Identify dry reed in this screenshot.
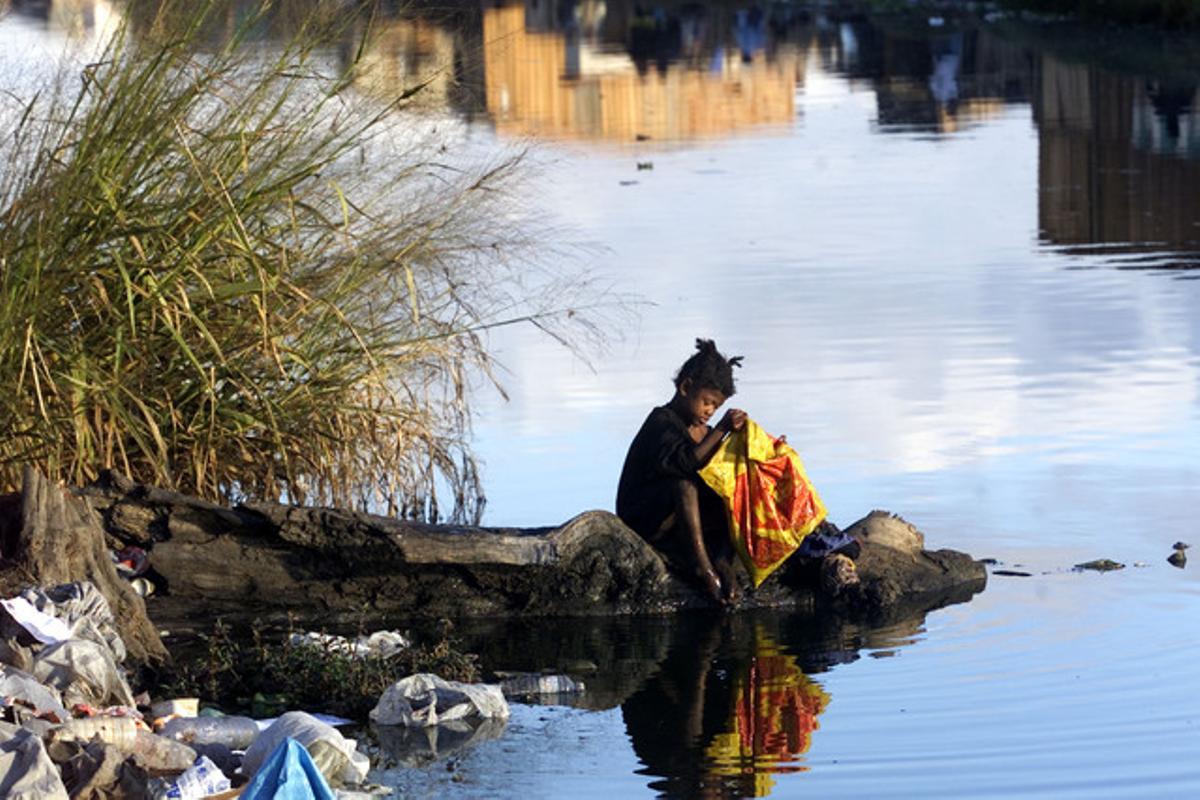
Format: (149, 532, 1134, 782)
(0, 0, 605, 521)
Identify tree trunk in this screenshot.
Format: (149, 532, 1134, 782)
(0, 467, 167, 664)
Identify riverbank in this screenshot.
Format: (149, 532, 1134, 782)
(65, 469, 987, 630)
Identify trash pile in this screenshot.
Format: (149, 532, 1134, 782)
(0, 580, 518, 799)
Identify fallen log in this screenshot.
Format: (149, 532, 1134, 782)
(73, 471, 987, 631)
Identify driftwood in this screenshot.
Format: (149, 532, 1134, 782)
(0, 468, 167, 664)
(71, 471, 987, 632)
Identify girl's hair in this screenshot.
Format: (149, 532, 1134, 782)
(674, 338, 743, 397)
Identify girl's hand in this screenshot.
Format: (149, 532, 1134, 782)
(719, 408, 747, 432)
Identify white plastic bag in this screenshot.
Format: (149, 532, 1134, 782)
(369, 674, 509, 728)
(241, 711, 366, 786)
(0, 727, 69, 800)
(150, 755, 231, 799)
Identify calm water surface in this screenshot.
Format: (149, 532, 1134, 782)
(4, 1, 1200, 796)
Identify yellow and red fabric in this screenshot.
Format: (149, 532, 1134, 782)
(703, 629, 830, 796)
(698, 418, 827, 587)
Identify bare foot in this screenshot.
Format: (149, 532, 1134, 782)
(715, 560, 739, 604)
(696, 567, 725, 605)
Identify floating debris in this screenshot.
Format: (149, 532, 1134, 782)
(992, 570, 1032, 577)
(1074, 559, 1125, 572)
(636, 162, 654, 171)
(498, 673, 585, 697)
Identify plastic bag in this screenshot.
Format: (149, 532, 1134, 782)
(31, 638, 135, 708)
(0, 597, 72, 645)
(288, 630, 409, 659)
(0, 726, 69, 799)
(240, 738, 335, 800)
(16, 582, 127, 664)
(369, 674, 509, 728)
(699, 418, 827, 587)
(0, 665, 69, 722)
(241, 711, 366, 786)
(149, 755, 230, 799)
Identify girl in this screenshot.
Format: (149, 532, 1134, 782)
(616, 339, 746, 605)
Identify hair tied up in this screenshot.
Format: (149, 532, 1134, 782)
(675, 337, 743, 396)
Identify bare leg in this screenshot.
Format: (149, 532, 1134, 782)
(671, 479, 724, 605)
(697, 488, 740, 603)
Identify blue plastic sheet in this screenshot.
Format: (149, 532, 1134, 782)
(238, 738, 335, 800)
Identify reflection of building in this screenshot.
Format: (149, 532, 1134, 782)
(12, 0, 120, 42)
(1035, 54, 1200, 265)
(354, 17, 459, 108)
(482, 3, 805, 143)
(827, 20, 1030, 134)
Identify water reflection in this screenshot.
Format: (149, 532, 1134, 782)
(623, 616, 829, 798)
(5, 2, 1198, 266)
(459, 609, 927, 797)
(372, 716, 508, 768)
(482, 2, 807, 142)
(1035, 54, 1200, 269)
(825, 19, 1031, 134)
(8, 0, 117, 37)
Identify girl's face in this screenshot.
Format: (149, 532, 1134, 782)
(679, 381, 727, 426)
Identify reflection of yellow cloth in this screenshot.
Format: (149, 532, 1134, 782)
(704, 631, 830, 797)
(699, 419, 827, 587)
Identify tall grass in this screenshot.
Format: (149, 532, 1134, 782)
(0, 0, 602, 521)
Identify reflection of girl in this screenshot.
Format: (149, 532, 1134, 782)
(621, 616, 829, 799)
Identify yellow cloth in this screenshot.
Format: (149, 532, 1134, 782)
(699, 418, 827, 587)
(703, 628, 831, 796)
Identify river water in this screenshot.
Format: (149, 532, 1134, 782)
(4, 1, 1200, 796)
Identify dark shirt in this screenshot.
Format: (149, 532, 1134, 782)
(616, 404, 700, 538)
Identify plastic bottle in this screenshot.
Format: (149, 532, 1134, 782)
(159, 715, 261, 750)
(132, 730, 197, 772)
(52, 716, 139, 749)
(499, 673, 585, 696)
